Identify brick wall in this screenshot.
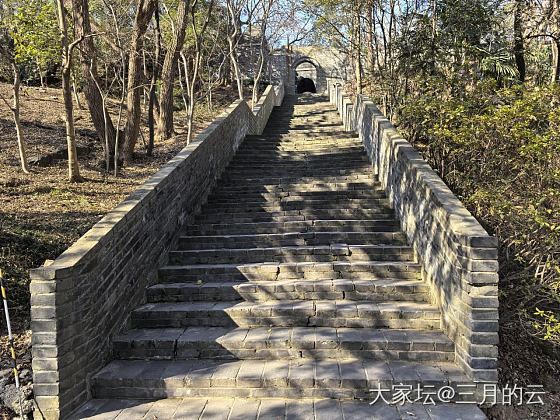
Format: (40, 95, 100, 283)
(29, 84, 284, 420)
(329, 84, 499, 384)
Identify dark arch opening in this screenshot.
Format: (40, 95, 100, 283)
(297, 77, 316, 93)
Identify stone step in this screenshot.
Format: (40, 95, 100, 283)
(215, 181, 380, 193)
(169, 244, 414, 264)
(242, 135, 359, 142)
(233, 146, 366, 156)
(70, 397, 488, 420)
(195, 212, 396, 224)
(177, 232, 407, 250)
(158, 261, 421, 283)
(113, 327, 454, 361)
(237, 143, 362, 150)
(131, 300, 440, 329)
(235, 146, 364, 153)
(222, 170, 373, 180)
(231, 150, 367, 160)
(197, 209, 395, 223)
(186, 220, 400, 235)
(201, 200, 392, 213)
(91, 359, 468, 400)
(220, 174, 374, 184)
(206, 190, 387, 202)
(147, 278, 429, 303)
(226, 162, 370, 171)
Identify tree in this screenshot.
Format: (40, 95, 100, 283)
(147, 5, 162, 156)
(73, 0, 117, 162)
(0, 2, 34, 174)
(156, 0, 190, 141)
(55, 0, 82, 182)
(226, 0, 247, 100)
(0, 53, 30, 174)
(513, 0, 526, 81)
(182, 0, 215, 143)
(122, 0, 158, 164)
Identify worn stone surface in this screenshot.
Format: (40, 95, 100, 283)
(69, 398, 487, 419)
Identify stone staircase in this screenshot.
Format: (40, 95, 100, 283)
(84, 94, 484, 418)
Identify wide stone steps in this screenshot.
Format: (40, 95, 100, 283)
(196, 208, 395, 221)
(233, 146, 366, 156)
(146, 278, 429, 303)
(206, 191, 388, 203)
(91, 359, 467, 400)
(113, 327, 454, 361)
(231, 149, 367, 159)
(71, 397, 487, 420)
(186, 220, 400, 235)
(201, 201, 392, 214)
(169, 244, 414, 264)
(226, 162, 370, 171)
(130, 300, 440, 329)
(84, 95, 478, 417)
(222, 170, 373, 181)
(195, 212, 396, 225)
(157, 262, 421, 284)
(177, 232, 407, 250)
(214, 180, 380, 193)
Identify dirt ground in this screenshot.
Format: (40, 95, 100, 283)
(0, 82, 250, 418)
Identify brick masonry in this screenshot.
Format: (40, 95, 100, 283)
(328, 82, 499, 384)
(28, 83, 284, 420)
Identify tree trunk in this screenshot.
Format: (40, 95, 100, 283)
(56, 0, 82, 182)
(122, 0, 158, 164)
(252, 0, 270, 110)
(226, 0, 244, 100)
(553, 38, 560, 83)
(156, 0, 189, 142)
(148, 4, 162, 156)
(72, 0, 116, 157)
(513, 0, 525, 82)
(8, 63, 30, 174)
(354, 11, 363, 94)
(366, 1, 375, 75)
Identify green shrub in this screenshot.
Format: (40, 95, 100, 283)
(399, 79, 560, 346)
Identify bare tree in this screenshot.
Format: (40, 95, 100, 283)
(122, 0, 158, 164)
(251, 0, 276, 109)
(226, 0, 248, 99)
(156, 0, 190, 141)
(55, 0, 82, 182)
(183, 0, 215, 143)
(0, 56, 30, 174)
(147, 4, 162, 156)
(73, 0, 117, 159)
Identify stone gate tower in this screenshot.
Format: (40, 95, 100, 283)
(269, 46, 349, 94)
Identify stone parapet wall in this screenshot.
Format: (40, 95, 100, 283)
(29, 83, 284, 420)
(329, 83, 499, 384)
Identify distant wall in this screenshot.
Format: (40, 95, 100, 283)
(29, 83, 284, 420)
(329, 82, 499, 384)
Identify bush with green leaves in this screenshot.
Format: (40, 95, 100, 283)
(399, 78, 560, 346)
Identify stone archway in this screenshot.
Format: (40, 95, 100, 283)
(293, 57, 321, 94)
(269, 46, 349, 95)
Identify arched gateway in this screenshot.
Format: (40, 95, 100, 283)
(270, 46, 349, 94)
